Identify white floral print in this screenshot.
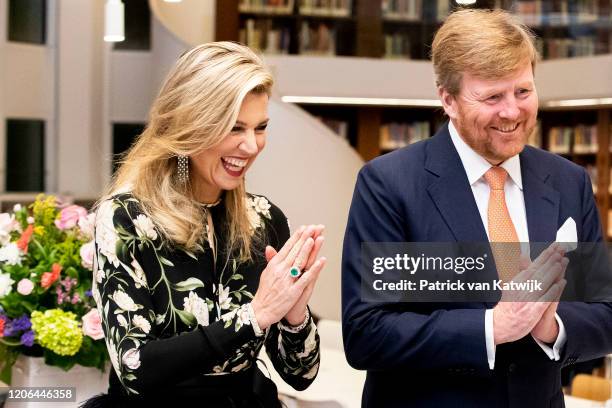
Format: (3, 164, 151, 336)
(93, 193, 319, 394)
(117, 314, 128, 328)
(122, 348, 141, 370)
(133, 214, 158, 241)
(128, 258, 148, 289)
(132, 315, 151, 334)
(111, 290, 139, 312)
(95, 201, 120, 267)
(183, 291, 209, 327)
(246, 206, 261, 230)
(251, 196, 271, 218)
(218, 284, 231, 310)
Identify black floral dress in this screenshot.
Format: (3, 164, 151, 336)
(90, 192, 320, 406)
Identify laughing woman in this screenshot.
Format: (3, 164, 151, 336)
(85, 42, 325, 407)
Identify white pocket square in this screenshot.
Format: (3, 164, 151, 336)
(555, 217, 577, 252)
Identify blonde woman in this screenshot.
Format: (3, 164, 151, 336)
(85, 42, 325, 407)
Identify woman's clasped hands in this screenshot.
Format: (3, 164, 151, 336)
(251, 225, 326, 329)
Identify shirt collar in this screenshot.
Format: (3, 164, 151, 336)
(448, 120, 523, 190)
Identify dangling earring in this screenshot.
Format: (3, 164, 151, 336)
(177, 155, 188, 184)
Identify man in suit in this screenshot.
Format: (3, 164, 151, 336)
(342, 9, 612, 407)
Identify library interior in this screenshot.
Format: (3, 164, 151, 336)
(0, 0, 611, 407)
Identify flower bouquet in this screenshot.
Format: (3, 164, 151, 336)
(0, 195, 108, 383)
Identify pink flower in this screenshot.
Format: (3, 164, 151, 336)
(82, 309, 104, 340)
(80, 241, 95, 270)
(16, 279, 34, 295)
(54, 205, 87, 230)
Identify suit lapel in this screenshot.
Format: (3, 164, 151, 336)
(425, 125, 489, 242)
(520, 148, 560, 244)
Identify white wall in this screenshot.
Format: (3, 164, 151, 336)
(149, 0, 215, 48)
(264, 54, 612, 103)
(0, 0, 55, 192)
(55, 0, 106, 197)
(247, 100, 364, 320)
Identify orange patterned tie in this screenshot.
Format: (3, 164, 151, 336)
(484, 167, 521, 282)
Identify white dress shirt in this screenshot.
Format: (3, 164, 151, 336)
(448, 120, 567, 370)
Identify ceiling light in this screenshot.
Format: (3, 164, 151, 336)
(104, 0, 124, 42)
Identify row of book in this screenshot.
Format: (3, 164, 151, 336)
(239, 0, 352, 16)
(515, 0, 610, 27)
(300, 0, 352, 17)
(548, 124, 599, 154)
(536, 36, 605, 59)
(240, 19, 337, 55)
(383, 33, 606, 60)
(379, 121, 431, 150)
(315, 117, 349, 140)
(300, 22, 336, 55)
(381, 0, 450, 22)
(240, 19, 291, 54)
(380, 0, 609, 25)
(240, 0, 611, 24)
(239, 0, 294, 14)
(384, 34, 411, 59)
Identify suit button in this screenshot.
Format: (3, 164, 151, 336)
(508, 363, 517, 373)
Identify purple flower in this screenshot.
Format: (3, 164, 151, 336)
(85, 290, 92, 297)
(20, 330, 34, 347)
(4, 315, 31, 337)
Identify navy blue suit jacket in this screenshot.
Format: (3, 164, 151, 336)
(341, 123, 612, 407)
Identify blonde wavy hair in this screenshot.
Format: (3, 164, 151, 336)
(103, 41, 273, 261)
(431, 9, 539, 96)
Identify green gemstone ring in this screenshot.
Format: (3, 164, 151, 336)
(290, 266, 301, 278)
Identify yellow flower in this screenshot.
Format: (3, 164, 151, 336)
(31, 309, 83, 356)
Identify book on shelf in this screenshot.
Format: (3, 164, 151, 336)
(239, 0, 295, 14)
(315, 116, 349, 140)
(299, 0, 352, 17)
(379, 121, 430, 150)
(384, 33, 411, 59)
(573, 124, 598, 154)
(382, 0, 422, 22)
(547, 124, 599, 154)
(547, 126, 572, 154)
(300, 21, 336, 55)
(516, 0, 543, 26)
(240, 19, 291, 54)
(512, 0, 601, 27)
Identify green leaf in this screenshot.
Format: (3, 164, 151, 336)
(172, 277, 204, 292)
(183, 250, 198, 260)
(159, 257, 175, 267)
(115, 240, 128, 261)
(230, 274, 244, 281)
(43, 351, 76, 371)
(174, 309, 196, 326)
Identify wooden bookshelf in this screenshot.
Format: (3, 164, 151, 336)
(216, 0, 612, 238)
(218, 1, 611, 60)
